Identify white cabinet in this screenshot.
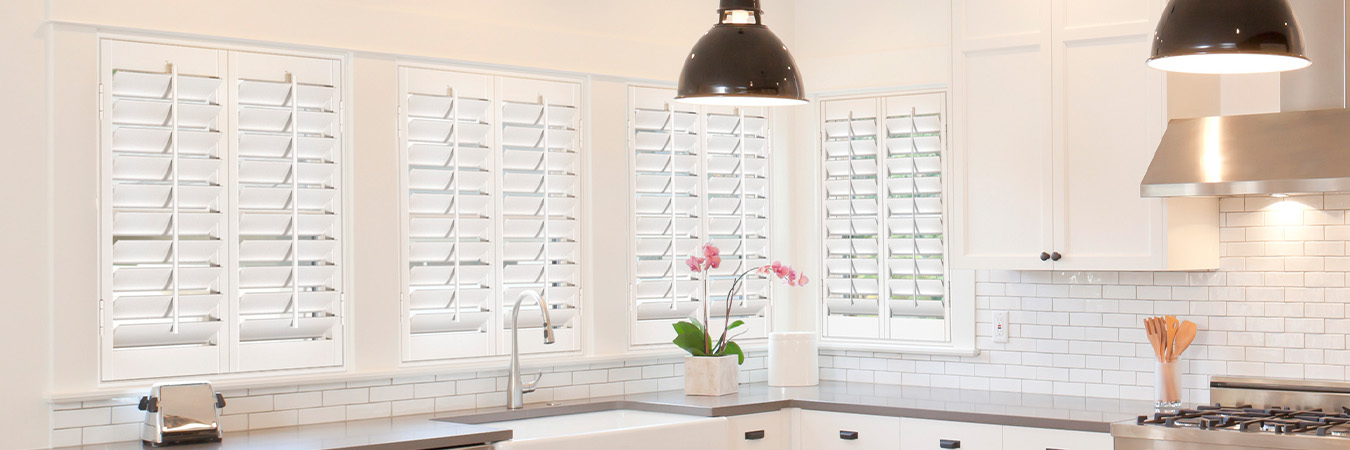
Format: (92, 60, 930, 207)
(1002, 425, 1112, 450)
(796, 410, 900, 449)
(727, 411, 788, 450)
(899, 418, 1003, 450)
(950, 0, 1217, 271)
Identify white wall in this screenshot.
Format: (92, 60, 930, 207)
(0, 2, 53, 449)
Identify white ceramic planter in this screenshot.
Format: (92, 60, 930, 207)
(683, 355, 739, 396)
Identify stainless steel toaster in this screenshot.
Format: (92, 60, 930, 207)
(137, 381, 226, 446)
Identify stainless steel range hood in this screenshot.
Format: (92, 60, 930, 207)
(1140, 108, 1350, 197)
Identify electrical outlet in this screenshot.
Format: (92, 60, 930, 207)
(993, 311, 1010, 343)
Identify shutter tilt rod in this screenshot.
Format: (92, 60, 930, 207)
(169, 63, 182, 334)
(451, 88, 462, 321)
(908, 106, 923, 308)
(540, 95, 552, 324)
(289, 73, 301, 329)
(736, 108, 748, 308)
(667, 102, 678, 312)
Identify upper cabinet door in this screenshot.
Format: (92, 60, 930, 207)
(1050, 0, 1166, 270)
(950, 0, 1056, 270)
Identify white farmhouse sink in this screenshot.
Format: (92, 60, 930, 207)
(486, 409, 729, 450)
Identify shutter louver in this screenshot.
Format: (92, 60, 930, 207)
(628, 86, 773, 346)
(231, 51, 343, 371)
(102, 40, 228, 380)
(821, 92, 948, 342)
(401, 68, 496, 361)
(499, 77, 582, 355)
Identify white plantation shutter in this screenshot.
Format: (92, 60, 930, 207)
(230, 51, 344, 370)
(629, 87, 704, 344)
(100, 39, 346, 380)
(400, 67, 497, 361)
(101, 40, 229, 380)
(883, 94, 947, 341)
(399, 67, 583, 361)
(821, 92, 947, 342)
(628, 86, 772, 346)
(498, 77, 582, 355)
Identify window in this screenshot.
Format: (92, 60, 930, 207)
(628, 86, 772, 347)
(399, 65, 583, 362)
(821, 91, 954, 344)
(100, 39, 345, 380)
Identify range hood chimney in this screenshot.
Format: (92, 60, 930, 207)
(1140, 0, 1348, 197)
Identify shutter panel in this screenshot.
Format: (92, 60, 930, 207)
(101, 40, 229, 380)
(821, 92, 949, 342)
(498, 76, 582, 354)
(884, 93, 948, 341)
(821, 98, 883, 339)
(627, 86, 773, 346)
(629, 87, 704, 345)
(400, 67, 496, 361)
(230, 51, 344, 371)
(702, 106, 771, 341)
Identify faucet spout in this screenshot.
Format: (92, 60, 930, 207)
(508, 290, 555, 409)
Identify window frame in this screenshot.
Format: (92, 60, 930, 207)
(624, 83, 776, 350)
(96, 35, 353, 382)
(815, 88, 977, 356)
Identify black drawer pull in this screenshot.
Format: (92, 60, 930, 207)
(744, 430, 765, 440)
(839, 430, 859, 440)
(1050, 251, 1062, 261)
(940, 439, 961, 449)
(1040, 252, 1051, 261)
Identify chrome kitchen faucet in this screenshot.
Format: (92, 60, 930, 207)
(507, 290, 555, 409)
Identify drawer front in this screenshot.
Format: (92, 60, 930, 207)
(899, 418, 1002, 450)
(1001, 426, 1111, 450)
(728, 411, 786, 450)
(798, 410, 900, 449)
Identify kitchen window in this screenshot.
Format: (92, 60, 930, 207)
(399, 65, 584, 362)
(820, 90, 971, 348)
(627, 85, 773, 347)
(99, 39, 346, 380)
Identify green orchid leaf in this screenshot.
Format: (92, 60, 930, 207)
(724, 341, 745, 365)
(726, 320, 745, 330)
(671, 321, 707, 356)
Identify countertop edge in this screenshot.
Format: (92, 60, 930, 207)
(341, 429, 513, 450)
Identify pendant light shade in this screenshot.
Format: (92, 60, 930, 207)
(676, 0, 806, 106)
(1147, 0, 1309, 74)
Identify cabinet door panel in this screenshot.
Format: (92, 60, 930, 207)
(899, 418, 1002, 450)
(1002, 425, 1111, 450)
(950, 0, 1054, 270)
(797, 410, 899, 449)
(1050, 0, 1166, 270)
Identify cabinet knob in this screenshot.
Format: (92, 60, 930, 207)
(1040, 252, 1051, 261)
(940, 439, 961, 449)
(839, 430, 859, 440)
(744, 430, 765, 440)
(1051, 252, 1062, 261)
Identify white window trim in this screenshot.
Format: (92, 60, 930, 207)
(814, 88, 978, 357)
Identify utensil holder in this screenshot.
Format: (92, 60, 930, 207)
(1155, 360, 1181, 409)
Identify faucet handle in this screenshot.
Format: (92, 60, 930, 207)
(521, 371, 543, 393)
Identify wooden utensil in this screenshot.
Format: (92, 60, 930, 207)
(1164, 315, 1179, 361)
(1144, 318, 1163, 362)
(1171, 321, 1197, 362)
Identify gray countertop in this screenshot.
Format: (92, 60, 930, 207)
(58, 416, 510, 450)
(60, 381, 1154, 449)
(436, 381, 1152, 433)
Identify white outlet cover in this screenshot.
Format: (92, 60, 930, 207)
(993, 311, 1009, 343)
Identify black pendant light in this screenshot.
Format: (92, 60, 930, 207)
(676, 0, 806, 106)
(1147, 0, 1309, 74)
